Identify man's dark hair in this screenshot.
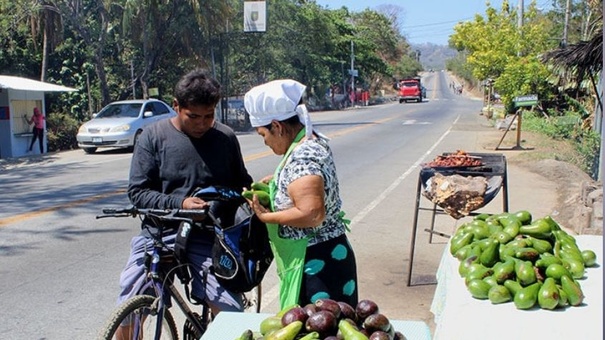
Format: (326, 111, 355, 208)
(174, 69, 221, 108)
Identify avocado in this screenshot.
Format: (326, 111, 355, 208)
(362, 313, 391, 333)
(355, 299, 379, 320)
(305, 310, 338, 337)
(281, 306, 308, 326)
(314, 298, 342, 319)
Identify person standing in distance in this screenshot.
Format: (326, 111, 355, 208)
(114, 69, 253, 338)
(26, 107, 45, 153)
(243, 79, 358, 309)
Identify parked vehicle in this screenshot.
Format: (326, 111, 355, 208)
(398, 77, 423, 103)
(76, 99, 176, 154)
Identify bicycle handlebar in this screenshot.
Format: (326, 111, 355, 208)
(96, 205, 209, 222)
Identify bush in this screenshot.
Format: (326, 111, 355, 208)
(46, 112, 80, 152)
(523, 110, 601, 178)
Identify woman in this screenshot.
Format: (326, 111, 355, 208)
(26, 107, 45, 153)
(244, 79, 358, 309)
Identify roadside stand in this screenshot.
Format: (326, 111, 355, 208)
(406, 151, 603, 340)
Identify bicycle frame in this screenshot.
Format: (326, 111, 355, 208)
(97, 205, 262, 339)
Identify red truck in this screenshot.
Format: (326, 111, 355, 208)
(398, 77, 424, 103)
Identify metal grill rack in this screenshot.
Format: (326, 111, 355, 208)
(407, 152, 509, 286)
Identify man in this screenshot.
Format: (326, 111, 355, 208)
(115, 69, 252, 336)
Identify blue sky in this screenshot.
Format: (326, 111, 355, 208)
(315, 0, 554, 45)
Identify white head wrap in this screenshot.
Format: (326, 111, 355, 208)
(244, 79, 323, 139)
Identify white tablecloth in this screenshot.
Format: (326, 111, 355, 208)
(431, 235, 603, 340)
(200, 311, 432, 340)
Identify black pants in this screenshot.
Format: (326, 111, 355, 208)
(30, 127, 44, 153)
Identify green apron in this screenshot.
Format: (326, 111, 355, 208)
(267, 128, 309, 309)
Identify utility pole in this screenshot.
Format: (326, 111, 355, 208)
(518, 0, 524, 28)
(562, 0, 571, 46)
(350, 40, 355, 104)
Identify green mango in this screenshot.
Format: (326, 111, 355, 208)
(251, 181, 270, 193)
(260, 316, 284, 336)
(557, 285, 569, 308)
(479, 239, 500, 268)
(543, 215, 561, 231)
(537, 277, 559, 310)
(338, 319, 369, 340)
(474, 237, 496, 251)
(519, 219, 553, 240)
(467, 279, 492, 299)
(560, 275, 584, 306)
(488, 284, 512, 304)
(581, 249, 597, 267)
(535, 253, 562, 269)
(561, 258, 585, 279)
(491, 231, 513, 244)
(469, 223, 491, 240)
(493, 258, 516, 284)
(458, 255, 479, 278)
(527, 237, 553, 254)
(454, 244, 474, 261)
(544, 263, 572, 281)
(487, 223, 504, 235)
(465, 263, 494, 283)
(513, 282, 542, 310)
(506, 238, 531, 249)
(473, 213, 492, 221)
(503, 279, 523, 296)
(483, 275, 498, 287)
(513, 210, 533, 225)
(265, 320, 303, 340)
(450, 232, 474, 256)
(242, 189, 271, 207)
(298, 332, 320, 340)
(513, 247, 540, 263)
(514, 259, 537, 286)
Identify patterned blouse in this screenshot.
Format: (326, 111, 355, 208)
(274, 136, 346, 246)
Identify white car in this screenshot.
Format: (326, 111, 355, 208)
(76, 99, 176, 154)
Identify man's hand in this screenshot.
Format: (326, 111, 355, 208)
(182, 196, 209, 210)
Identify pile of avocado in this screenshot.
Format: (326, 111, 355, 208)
(451, 211, 597, 310)
(237, 299, 406, 340)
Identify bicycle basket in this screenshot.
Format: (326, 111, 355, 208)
(211, 203, 273, 293)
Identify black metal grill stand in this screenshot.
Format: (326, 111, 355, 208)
(407, 152, 509, 286)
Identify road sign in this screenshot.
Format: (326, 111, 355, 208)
(514, 94, 538, 107)
(347, 69, 358, 77)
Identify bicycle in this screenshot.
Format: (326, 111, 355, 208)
(96, 206, 262, 340)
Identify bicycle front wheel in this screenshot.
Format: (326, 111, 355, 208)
(97, 295, 178, 340)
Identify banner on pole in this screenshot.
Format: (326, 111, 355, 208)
(244, 1, 266, 32)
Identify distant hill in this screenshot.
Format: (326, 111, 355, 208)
(412, 43, 458, 71)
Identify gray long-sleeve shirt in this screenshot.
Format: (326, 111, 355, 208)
(128, 119, 252, 233)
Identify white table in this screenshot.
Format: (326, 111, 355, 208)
(200, 311, 432, 340)
(431, 235, 603, 340)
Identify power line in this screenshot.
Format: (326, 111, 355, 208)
(401, 17, 474, 29)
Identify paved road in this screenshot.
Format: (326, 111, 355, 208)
(0, 71, 560, 338)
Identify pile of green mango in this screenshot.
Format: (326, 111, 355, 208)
(236, 298, 407, 340)
(450, 210, 597, 310)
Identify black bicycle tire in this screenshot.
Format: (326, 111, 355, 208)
(97, 295, 179, 340)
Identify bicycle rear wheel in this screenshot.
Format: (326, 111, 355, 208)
(97, 295, 178, 340)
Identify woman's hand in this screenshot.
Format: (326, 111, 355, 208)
(245, 193, 271, 223)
